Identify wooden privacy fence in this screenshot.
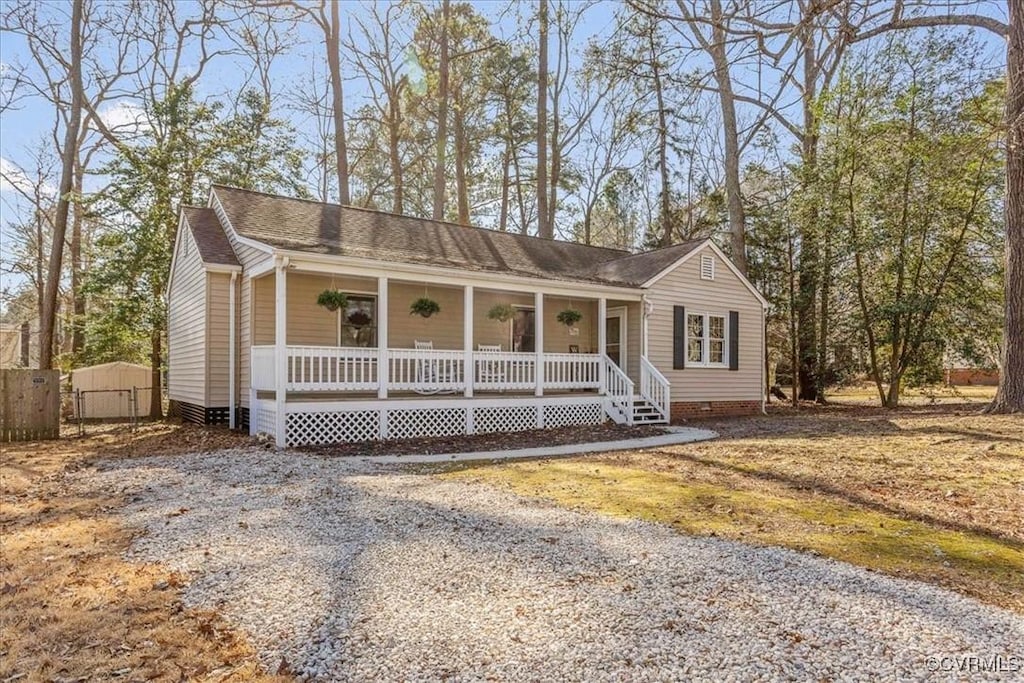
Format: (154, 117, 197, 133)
(1, 369, 60, 442)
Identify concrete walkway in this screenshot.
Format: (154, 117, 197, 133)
(360, 426, 718, 464)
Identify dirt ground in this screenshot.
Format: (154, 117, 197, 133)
(302, 422, 666, 457)
(447, 402, 1024, 612)
(0, 421, 288, 682)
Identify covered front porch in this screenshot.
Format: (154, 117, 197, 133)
(246, 257, 667, 446)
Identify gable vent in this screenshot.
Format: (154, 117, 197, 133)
(700, 253, 715, 280)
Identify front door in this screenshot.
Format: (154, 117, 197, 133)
(606, 307, 626, 368)
(511, 307, 536, 352)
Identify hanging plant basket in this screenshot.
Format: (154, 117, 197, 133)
(317, 289, 349, 312)
(347, 310, 372, 328)
(556, 309, 583, 327)
(487, 303, 516, 323)
(410, 297, 441, 318)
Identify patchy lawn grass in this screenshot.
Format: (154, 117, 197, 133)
(0, 422, 286, 682)
(443, 404, 1024, 612)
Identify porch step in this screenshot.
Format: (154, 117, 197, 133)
(631, 396, 668, 425)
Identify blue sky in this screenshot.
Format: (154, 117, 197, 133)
(0, 0, 1008, 311)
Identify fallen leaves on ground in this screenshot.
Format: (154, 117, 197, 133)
(0, 421, 285, 682)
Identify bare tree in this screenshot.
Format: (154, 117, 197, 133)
(272, 1, 350, 204)
(345, 2, 410, 214)
(537, 0, 550, 237)
(431, 0, 451, 220)
(3, 0, 85, 370)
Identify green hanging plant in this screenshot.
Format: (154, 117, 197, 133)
(487, 303, 516, 323)
(410, 297, 441, 318)
(556, 309, 583, 327)
(317, 289, 348, 312)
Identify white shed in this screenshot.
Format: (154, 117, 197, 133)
(71, 362, 152, 419)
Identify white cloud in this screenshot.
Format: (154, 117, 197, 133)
(0, 157, 55, 198)
(97, 101, 150, 134)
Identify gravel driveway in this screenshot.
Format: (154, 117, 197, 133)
(75, 448, 1023, 682)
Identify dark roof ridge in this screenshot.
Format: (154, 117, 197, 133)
(210, 183, 631, 256)
(603, 237, 708, 262)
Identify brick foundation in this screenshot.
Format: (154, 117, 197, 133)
(670, 400, 762, 421)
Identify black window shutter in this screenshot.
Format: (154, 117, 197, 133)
(673, 306, 685, 369)
(729, 310, 739, 371)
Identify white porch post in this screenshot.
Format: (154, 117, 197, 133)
(642, 294, 650, 357)
(598, 297, 607, 394)
(228, 271, 237, 429)
(535, 291, 544, 397)
(464, 285, 474, 397)
(274, 258, 288, 447)
(248, 277, 256, 436)
(377, 276, 389, 399)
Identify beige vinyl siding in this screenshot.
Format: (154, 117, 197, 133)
(167, 227, 206, 405)
(215, 196, 271, 409)
(205, 272, 233, 406)
(250, 273, 603, 353)
(645, 245, 764, 401)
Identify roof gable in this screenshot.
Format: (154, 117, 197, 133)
(181, 206, 240, 267)
(643, 240, 768, 307)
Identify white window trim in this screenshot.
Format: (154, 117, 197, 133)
(685, 311, 728, 368)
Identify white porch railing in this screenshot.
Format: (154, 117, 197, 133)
(603, 356, 635, 425)
(288, 346, 378, 391)
(640, 355, 671, 422)
(543, 353, 601, 390)
(473, 350, 536, 391)
(388, 348, 466, 393)
(251, 346, 276, 390)
(253, 346, 609, 395)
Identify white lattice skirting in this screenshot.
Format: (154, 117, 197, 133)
(252, 399, 277, 437)
(277, 396, 607, 447)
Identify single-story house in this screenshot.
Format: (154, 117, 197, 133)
(167, 185, 767, 447)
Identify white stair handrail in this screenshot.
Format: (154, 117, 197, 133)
(640, 355, 670, 422)
(602, 355, 634, 425)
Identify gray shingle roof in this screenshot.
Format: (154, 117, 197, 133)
(210, 185, 700, 287)
(591, 240, 706, 286)
(182, 206, 239, 267)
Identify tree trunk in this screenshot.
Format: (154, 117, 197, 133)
(327, 0, 350, 205)
(39, 0, 83, 370)
(988, 1, 1024, 412)
(536, 0, 549, 238)
(71, 160, 85, 355)
(815, 225, 830, 403)
(796, 29, 820, 402)
(432, 0, 450, 221)
(389, 96, 403, 214)
(708, 0, 747, 272)
(651, 24, 672, 248)
(512, 148, 528, 234)
(454, 106, 469, 225)
(499, 144, 510, 232)
(787, 231, 799, 408)
(150, 326, 163, 418)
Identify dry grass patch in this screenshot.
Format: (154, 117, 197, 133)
(0, 422, 288, 682)
(444, 405, 1024, 612)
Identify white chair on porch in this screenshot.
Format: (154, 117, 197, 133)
(413, 340, 456, 394)
(476, 344, 506, 390)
